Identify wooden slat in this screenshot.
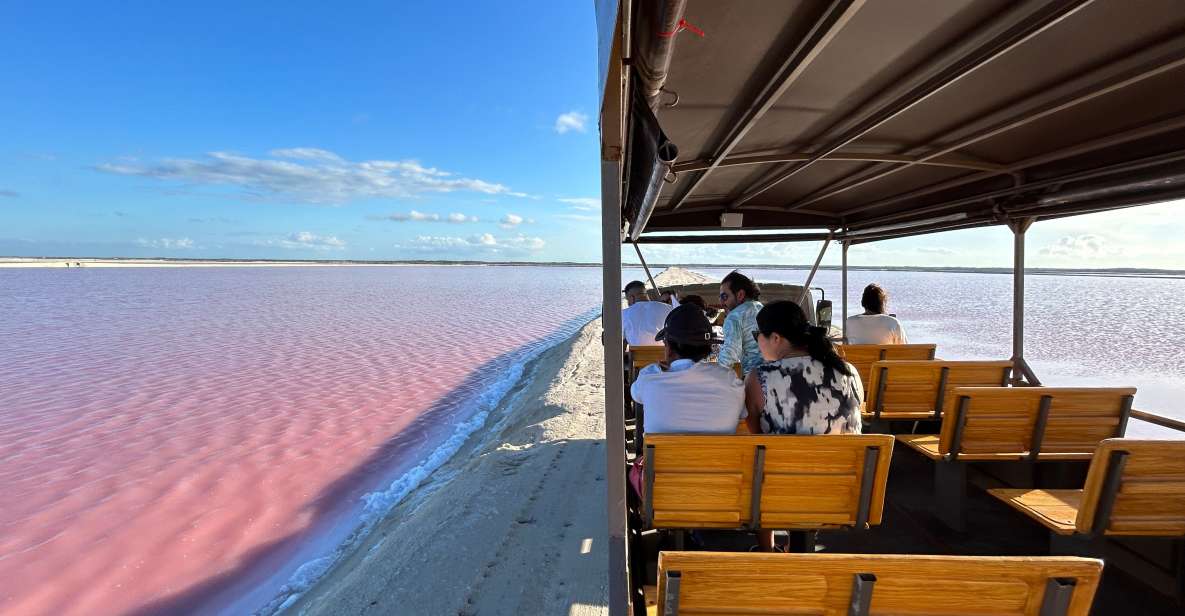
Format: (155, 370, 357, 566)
(988, 489, 1082, 535)
(895, 434, 942, 460)
(837, 343, 937, 393)
(628, 344, 665, 379)
(865, 360, 1012, 421)
(644, 434, 893, 529)
(657, 552, 1103, 616)
(937, 387, 1135, 458)
(990, 439, 1185, 537)
(1076, 439, 1185, 535)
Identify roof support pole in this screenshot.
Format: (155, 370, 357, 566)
(798, 232, 833, 304)
(1008, 217, 1039, 386)
(842, 240, 850, 342)
(631, 241, 661, 296)
(601, 159, 630, 616)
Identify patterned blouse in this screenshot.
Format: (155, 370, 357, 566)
(755, 356, 864, 435)
(718, 300, 764, 376)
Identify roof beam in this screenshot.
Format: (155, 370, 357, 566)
(664, 0, 865, 212)
(671, 150, 1005, 174)
(729, 0, 1095, 210)
(790, 34, 1185, 213)
(635, 232, 833, 244)
(846, 149, 1185, 231)
(839, 113, 1185, 218)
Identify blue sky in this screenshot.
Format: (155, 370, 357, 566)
(1, 2, 1182, 268)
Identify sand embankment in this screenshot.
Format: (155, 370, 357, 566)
(651, 266, 715, 286)
(283, 318, 609, 616)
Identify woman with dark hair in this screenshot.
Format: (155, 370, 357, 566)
(744, 301, 863, 551)
(745, 301, 863, 436)
(845, 283, 909, 344)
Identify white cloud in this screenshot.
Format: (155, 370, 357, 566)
(380, 210, 478, 223)
(136, 237, 195, 249)
(399, 233, 546, 256)
(554, 111, 588, 134)
(1039, 234, 1118, 259)
(499, 213, 525, 229)
(448, 212, 478, 223)
(95, 149, 523, 204)
(559, 197, 599, 210)
(256, 231, 346, 251)
(269, 147, 344, 163)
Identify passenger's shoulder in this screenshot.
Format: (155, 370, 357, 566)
(637, 363, 664, 378)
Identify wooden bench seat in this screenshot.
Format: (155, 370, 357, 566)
(643, 434, 893, 533)
(897, 386, 1135, 530)
(837, 343, 936, 393)
(627, 344, 665, 381)
(989, 439, 1185, 539)
(863, 359, 1013, 422)
(655, 551, 1103, 616)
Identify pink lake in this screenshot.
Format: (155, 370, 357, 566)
(0, 266, 602, 615)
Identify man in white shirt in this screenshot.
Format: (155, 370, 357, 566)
(621, 280, 673, 346)
(630, 304, 745, 434)
(845, 283, 909, 344)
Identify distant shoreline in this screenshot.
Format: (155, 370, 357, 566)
(1, 257, 1182, 279)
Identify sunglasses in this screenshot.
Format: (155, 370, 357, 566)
(719, 292, 729, 301)
(752, 331, 765, 342)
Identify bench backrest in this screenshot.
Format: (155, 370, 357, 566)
(643, 434, 893, 530)
(628, 344, 665, 377)
(656, 552, 1103, 616)
(838, 343, 937, 391)
(1076, 439, 1185, 536)
(938, 387, 1136, 460)
(865, 360, 1013, 421)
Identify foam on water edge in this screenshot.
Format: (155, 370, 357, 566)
(254, 310, 599, 615)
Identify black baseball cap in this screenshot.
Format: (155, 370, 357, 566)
(655, 304, 716, 346)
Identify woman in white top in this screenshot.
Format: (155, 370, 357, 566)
(845, 283, 908, 344)
(744, 300, 863, 551)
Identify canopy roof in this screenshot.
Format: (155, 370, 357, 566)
(606, 0, 1185, 244)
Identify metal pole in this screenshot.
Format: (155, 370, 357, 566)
(601, 159, 630, 616)
(632, 240, 661, 296)
(1010, 218, 1035, 385)
(842, 240, 849, 342)
(797, 232, 833, 304)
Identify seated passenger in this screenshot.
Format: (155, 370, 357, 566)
(744, 301, 863, 552)
(622, 280, 673, 346)
(629, 304, 745, 499)
(718, 270, 764, 376)
(745, 300, 863, 437)
(631, 304, 745, 435)
(845, 283, 908, 344)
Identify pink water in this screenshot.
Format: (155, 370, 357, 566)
(0, 266, 601, 616)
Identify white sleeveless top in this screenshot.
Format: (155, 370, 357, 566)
(755, 356, 864, 435)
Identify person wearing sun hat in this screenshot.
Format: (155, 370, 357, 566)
(629, 304, 745, 435)
(627, 304, 746, 498)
